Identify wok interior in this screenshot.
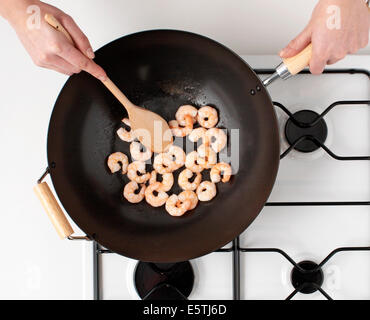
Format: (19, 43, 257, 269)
(48, 30, 279, 262)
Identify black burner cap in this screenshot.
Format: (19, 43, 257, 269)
(291, 260, 324, 294)
(285, 110, 328, 153)
(134, 262, 194, 300)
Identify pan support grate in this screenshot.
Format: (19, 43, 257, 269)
(91, 69, 370, 300)
(274, 99, 370, 160)
(92, 235, 370, 300)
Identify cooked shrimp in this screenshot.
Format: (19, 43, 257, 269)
(206, 128, 227, 153)
(165, 194, 191, 217)
(166, 145, 186, 170)
(197, 106, 218, 128)
(123, 181, 146, 203)
(178, 168, 202, 191)
(178, 190, 198, 210)
(130, 141, 152, 162)
(153, 153, 177, 174)
(149, 171, 174, 192)
(197, 144, 217, 169)
(196, 181, 217, 201)
(107, 152, 129, 174)
(175, 105, 198, 126)
(117, 118, 135, 142)
(145, 182, 169, 207)
(185, 151, 204, 173)
(169, 116, 193, 137)
(188, 127, 208, 145)
(210, 162, 232, 183)
(127, 161, 151, 184)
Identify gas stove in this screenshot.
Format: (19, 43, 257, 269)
(90, 59, 370, 300)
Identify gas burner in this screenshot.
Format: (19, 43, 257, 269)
(134, 262, 194, 300)
(290, 261, 324, 294)
(285, 110, 328, 153)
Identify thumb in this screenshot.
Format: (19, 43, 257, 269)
(280, 27, 312, 58)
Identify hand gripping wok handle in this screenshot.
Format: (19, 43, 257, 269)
(283, 43, 313, 75)
(263, 44, 312, 86)
(34, 182, 74, 239)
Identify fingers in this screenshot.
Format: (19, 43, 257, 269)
(45, 65, 74, 76)
(280, 29, 335, 74)
(280, 26, 328, 75)
(45, 55, 82, 74)
(45, 15, 107, 80)
(308, 42, 327, 74)
(37, 59, 73, 76)
(51, 32, 107, 80)
(59, 14, 95, 59)
(280, 27, 311, 58)
(309, 58, 326, 74)
(326, 54, 344, 66)
(33, 53, 78, 76)
(359, 33, 369, 49)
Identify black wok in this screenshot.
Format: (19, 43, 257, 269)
(45, 30, 288, 262)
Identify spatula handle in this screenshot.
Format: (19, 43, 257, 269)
(101, 78, 135, 112)
(44, 13, 74, 44)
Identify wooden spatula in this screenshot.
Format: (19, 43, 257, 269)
(45, 14, 173, 153)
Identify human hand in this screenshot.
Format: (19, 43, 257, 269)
(280, 0, 369, 74)
(0, 0, 106, 78)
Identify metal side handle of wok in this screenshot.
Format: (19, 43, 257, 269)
(34, 168, 90, 241)
(263, 44, 313, 87)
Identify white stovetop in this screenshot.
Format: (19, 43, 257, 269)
(100, 62, 370, 300)
(239, 68, 370, 300)
(0, 0, 369, 300)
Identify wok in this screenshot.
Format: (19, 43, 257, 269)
(34, 30, 312, 262)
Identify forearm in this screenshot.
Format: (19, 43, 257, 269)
(317, 0, 370, 12)
(0, 0, 39, 23)
(318, 0, 368, 6)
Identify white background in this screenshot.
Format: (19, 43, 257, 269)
(0, 0, 369, 299)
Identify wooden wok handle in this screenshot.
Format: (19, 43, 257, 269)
(282, 44, 312, 75)
(34, 182, 74, 239)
